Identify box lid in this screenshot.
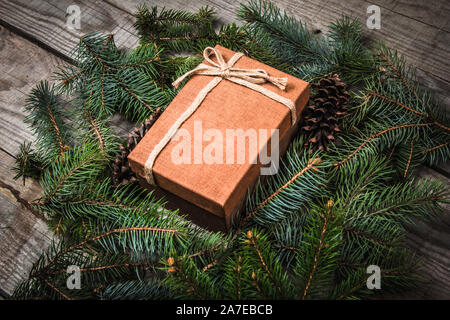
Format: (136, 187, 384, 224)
(128, 45, 309, 223)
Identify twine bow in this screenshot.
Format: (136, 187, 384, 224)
(173, 47, 288, 91)
(144, 47, 297, 186)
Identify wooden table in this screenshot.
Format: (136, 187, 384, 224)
(0, 0, 449, 299)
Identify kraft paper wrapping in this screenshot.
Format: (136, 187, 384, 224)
(128, 45, 310, 229)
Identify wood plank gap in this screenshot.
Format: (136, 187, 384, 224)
(430, 165, 450, 179)
(0, 287, 10, 299)
(0, 18, 73, 64)
(103, 0, 136, 16)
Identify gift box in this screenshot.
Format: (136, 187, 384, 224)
(128, 45, 309, 231)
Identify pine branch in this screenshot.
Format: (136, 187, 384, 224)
(36, 143, 107, 205)
(96, 279, 172, 300)
(13, 142, 45, 184)
(421, 141, 450, 155)
(244, 158, 323, 227)
(77, 107, 119, 158)
(294, 201, 341, 300)
(238, 137, 328, 228)
(24, 81, 72, 165)
(164, 255, 215, 299)
(245, 230, 284, 297)
(366, 91, 450, 132)
(134, 5, 215, 53)
(56, 33, 169, 121)
(333, 123, 432, 168)
(13, 238, 153, 300)
(344, 44, 450, 168)
(237, 0, 326, 65)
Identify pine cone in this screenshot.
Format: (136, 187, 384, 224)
(112, 107, 163, 186)
(300, 74, 350, 152)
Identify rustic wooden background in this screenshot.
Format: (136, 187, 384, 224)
(0, 0, 449, 299)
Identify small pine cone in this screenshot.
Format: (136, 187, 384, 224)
(300, 74, 350, 152)
(112, 107, 163, 186)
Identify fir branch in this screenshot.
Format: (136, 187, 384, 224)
(246, 230, 283, 296)
(24, 81, 72, 165)
(421, 141, 450, 154)
(293, 201, 341, 300)
(96, 279, 172, 300)
(366, 91, 450, 132)
(403, 139, 414, 178)
(344, 178, 448, 225)
(366, 91, 427, 118)
(42, 278, 72, 300)
(134, 5, 216, 53)
(237, 0, 326, 65)
(301, 213, 328, 300)
(239, 137, 328, 228)
(13, 142, 45, 184)
(165, 256, 213, 299)
(86, 109, 105, 153)
(36, 143, 107, 205)
(241, 157, 322, 227)
(333, 123, 432, 168)
(377, 46, 422, 103)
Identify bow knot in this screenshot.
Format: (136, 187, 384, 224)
(220, 66, 231, 78)
(172, 47, 288, 91)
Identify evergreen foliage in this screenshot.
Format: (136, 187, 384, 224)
(13, 142, 44, 184)
(237, 1, 377, 84)
(56, 33, 171, 122)
(12, 0, 449, 300)
(24, 81, 72, 166)
(134, 4, 290, 70)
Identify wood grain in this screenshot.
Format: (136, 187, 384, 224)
(0, 27, 59, 297)
(0, 0, 139, 60)
(0, 148, 52, 297)
(370, 0, 450, 32)
(0, 26, 66, 155)
(0, 0, 448, 299)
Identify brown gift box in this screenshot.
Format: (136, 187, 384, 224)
(128, 45, 309, 230)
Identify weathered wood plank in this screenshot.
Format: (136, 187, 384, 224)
(0, 0, 139, 60)
(402, 166, 450, 299)
(370, 0, 450, 32)
(0, 0, 448, 299)
(0, 149, 52, 297)
(0, 26, 64, 156)
(0, 26, 60, 297)
(0, 25, 133, 155)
